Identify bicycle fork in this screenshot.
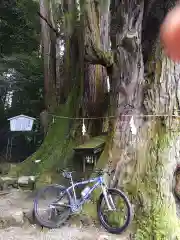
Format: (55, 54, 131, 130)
(102, 185, 116, 211)
(70, 176, 77, 202)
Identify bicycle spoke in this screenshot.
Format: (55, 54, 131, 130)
(34, 185, 71, 228)
(100, 191, 129, 229)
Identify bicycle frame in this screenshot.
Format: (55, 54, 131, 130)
(52, 174, 114, 212)
(64, 176, 106, 211)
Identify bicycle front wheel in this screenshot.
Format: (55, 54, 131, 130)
(97, 188, 132, 234)
(34, 184, 71, 228)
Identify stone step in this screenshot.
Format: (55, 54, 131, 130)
(0, 177, 18, 189)
(0, 189, 34, 228)
(0, 207, 24, 228)
(18, 176, 36, 190)
(0, 176, 36, 191)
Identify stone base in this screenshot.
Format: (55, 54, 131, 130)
(0, 177, 18, 190)
(0, 176, 36, 191)
(18, 176, 36, 190)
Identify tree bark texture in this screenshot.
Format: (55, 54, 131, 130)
(39, 0, 57, 110)
(105, 1, 180, 238)
(83, 0, 110, 135)
(107, 0, 144, 167)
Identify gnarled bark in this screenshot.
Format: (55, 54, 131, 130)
(83, 0, 110, 135)
(106, 0, 144, 167)
(83, 0, 113, 67)
(106, 1, 180, 238)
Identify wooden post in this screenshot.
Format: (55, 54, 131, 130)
(40, 109, 49, 137)
(94, 155, 97, 167)
(83, 156, 86, 173)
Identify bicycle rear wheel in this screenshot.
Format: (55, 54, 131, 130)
(97, 188, 132, 234)
(34, 184, 71, 228)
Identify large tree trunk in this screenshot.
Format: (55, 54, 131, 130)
(106, 1, 180, 238)
(83, 0, 110, 135)
(39, 0, 57, 110)
(112, 48, 180, 239)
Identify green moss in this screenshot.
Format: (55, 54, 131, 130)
(74, 135, 106, 149)
(133, 182, 180, 239)
(127, 120, 180, 239)
(83, 201, 98, 219)
(84, 119, 180, 235)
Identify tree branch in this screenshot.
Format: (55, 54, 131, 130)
(83, 0, 114, 68)
(84, 43, 113, 67)
(37, 11, 59, 36)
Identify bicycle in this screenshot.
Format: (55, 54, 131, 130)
(33, 169, 132, 234)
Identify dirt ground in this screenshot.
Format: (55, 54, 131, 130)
(0, 189, 129, 240)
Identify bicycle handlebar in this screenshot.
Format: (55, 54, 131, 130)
(58, 169, 75, 173)
(58, 168, 115, 176)
(94, 168, 115, 176)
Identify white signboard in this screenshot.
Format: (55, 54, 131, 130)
(8, 114, 35, 132)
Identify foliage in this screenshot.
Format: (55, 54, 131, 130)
(0, 0, 43, 115)
(2, 55, 44, 117)
(0, 0, 43, 161)
(0, 0, 40, 55)
(0, 0, 42, 110)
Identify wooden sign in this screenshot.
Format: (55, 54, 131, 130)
(8, 114, 35, 132)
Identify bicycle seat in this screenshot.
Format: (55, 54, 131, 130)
(62, 170, 75, 179)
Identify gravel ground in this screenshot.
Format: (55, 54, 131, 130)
(0, 226, 128, 240)
(0, 226, 127, 240)
(1, 188, 180, 239)
(0, 189, 128, 240)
